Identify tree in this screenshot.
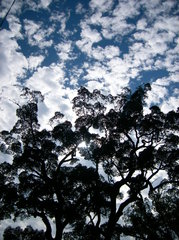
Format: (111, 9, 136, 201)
(122, 186, 179, 239)
(3, 225, 45, 240)
(0, 84, 178, 240)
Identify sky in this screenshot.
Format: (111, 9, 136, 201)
(0, 0, 179, 131)
(0, 0, 178, 237)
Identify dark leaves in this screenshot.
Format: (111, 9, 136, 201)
(0, 84, 178, 240)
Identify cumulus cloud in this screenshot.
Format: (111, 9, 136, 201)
(89, 0, 114, 13)
(74, 0, 179, 101)
(55, 41, 74, 61)
(90, 45, 120, 61)
(26, 63, 65, 94)
(23, 19, 54, 49)
(0, 30, 28, 86)
(25, 63, 76, 128)
(27, 55, 45, 70)
(0, 0, 179, 132)
(76, 23, 102, 54)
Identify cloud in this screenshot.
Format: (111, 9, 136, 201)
(25, 63, 77, 128)
(50, 12, 70, 37)
(83, 57, 131, 95)
(0, 29, 28, 86)
(146, 83, 168, 105)
(161, 96, 179, 113)
(87, 0, 140, 39)
(89, 0, 114, 13)
(76, 23, 102, 54)
(23, 19, 54, 49)
(145, 73, 179, 113)
(7, 15, 23, 39)
(27, 55, 45, 70)
(91, 45, 120, 61)
(0, 0, 179, 133)
(40, 0, 52, 8)
(136, 18, 148, 30)
(0, 86, 25, 131)
(0, 0, 179, 237)
(26, 63, 65, 94)
(88, 13, 135, 40)
(76, 3, 86, 14)
(0, 0, 23, 18)
(75, 0, 178, 99)
(55, 41, 75, 62)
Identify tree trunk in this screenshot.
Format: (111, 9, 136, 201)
(54, 215, 65, 240)
(54, 226, 63, 240)
(104, 216, 118, 240)
(39, 212, 53, 240)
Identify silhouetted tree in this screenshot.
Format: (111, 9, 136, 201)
(122, 186, 179, 240)
(0, 85, 178, 239)
(3, 225, 45, 240)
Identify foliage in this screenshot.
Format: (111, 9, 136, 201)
(0, 85, 178, 240)
(3, 225, 45, 240)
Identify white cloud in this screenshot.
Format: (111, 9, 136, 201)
(0, 86, 25, 131)
(88, 13, 135, 40)
(24, 19, 54, 49)
(0, 0, 23, 18)
(7, 15, 23, 39)
(74, 0, 179, 108)
(24, 19, 41, 36)
(76, 23, 102, 54)
(133, 29, 168, 55)
(91, 45, 120, 60)
(83, 57, 131, 95)
(89, 0, 114, 12)
(113, 0, 140, 19)
(154, 16, 179, 35)
(161, 96, 179, 113)
(27, 55, 45, 70)
(145, 72, 179, 113)
(50, 12, 70, 36)
(26, 63, 65, 94)
(26, 63, 76, 128)
(136, 18, 148, 30)
(0, 30, 28, 86)
(40, 0, 52, 8)
(55, 41, 74, 61)
(146, 83, 168, 106)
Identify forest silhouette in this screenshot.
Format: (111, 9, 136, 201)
(0, 84, 179, 239)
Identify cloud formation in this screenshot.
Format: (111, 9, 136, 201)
(0, 0, 178, 132)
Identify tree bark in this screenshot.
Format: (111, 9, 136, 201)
(104, 195, 137, 240)
(40, 212, 53, 240)
(54, 214, 65, 240)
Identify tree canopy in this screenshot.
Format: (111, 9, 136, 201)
(0, 84, 179, 240)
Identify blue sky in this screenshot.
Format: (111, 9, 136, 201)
(0, 0, 179, 131)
